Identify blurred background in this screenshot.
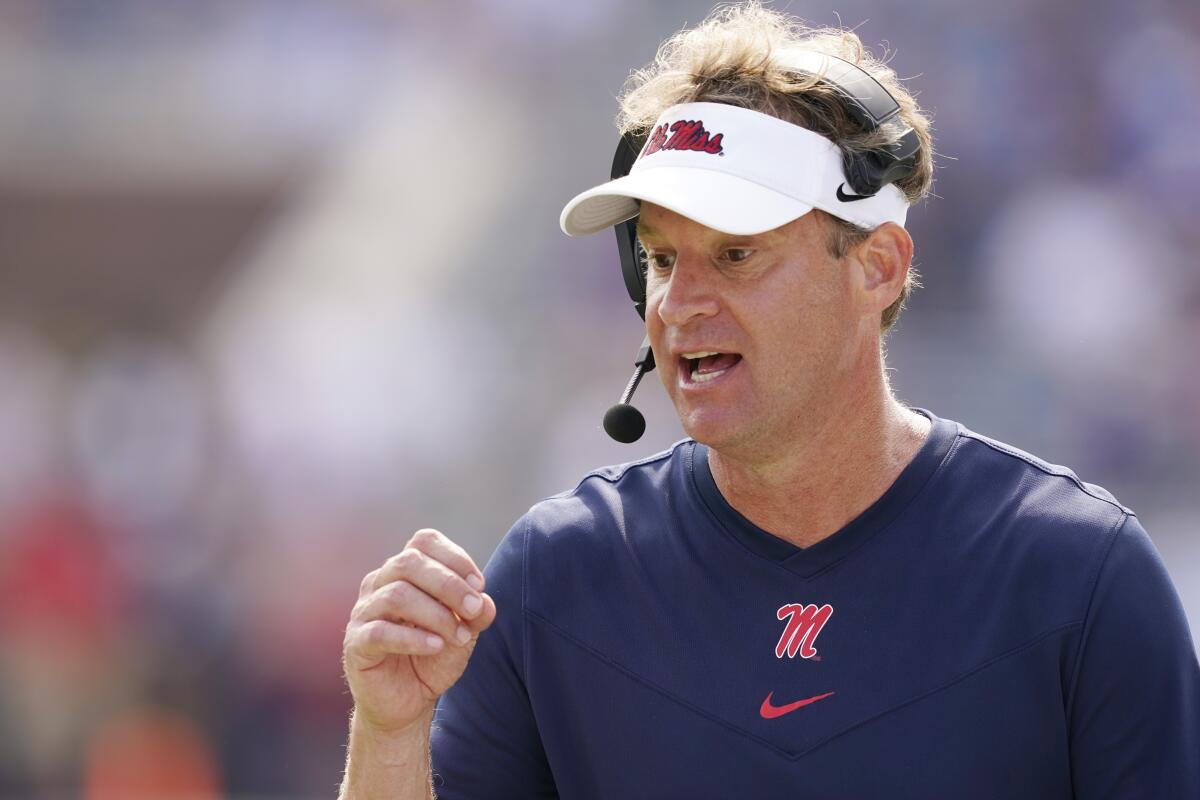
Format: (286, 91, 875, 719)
(0, 0, 1196, 796)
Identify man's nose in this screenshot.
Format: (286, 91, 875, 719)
(654, 257, 720, 328)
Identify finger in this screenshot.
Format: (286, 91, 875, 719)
(407, 529, 485, 591)
(348, 619, 444, 661)
(358, 579, 472, 647)
(375, 548, 485, 621)
(462, 591, 497, 635)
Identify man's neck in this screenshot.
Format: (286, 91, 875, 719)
(707, 383, 931, 550)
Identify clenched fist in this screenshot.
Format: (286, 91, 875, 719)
(342, 528, 497, 737)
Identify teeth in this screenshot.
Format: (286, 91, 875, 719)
(690, 367, 728, 383)
(681, 351, 720, 359)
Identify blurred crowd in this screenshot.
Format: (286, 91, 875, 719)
(0, 0, 1197, 797)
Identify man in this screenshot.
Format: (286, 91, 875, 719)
(338, 5, 1200, 798)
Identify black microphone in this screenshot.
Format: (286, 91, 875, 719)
(604, 337, 656, 443)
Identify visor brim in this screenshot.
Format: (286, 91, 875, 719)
(560, 167, 816, 237)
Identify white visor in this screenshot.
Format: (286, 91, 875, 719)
(559, 102, 908, 237)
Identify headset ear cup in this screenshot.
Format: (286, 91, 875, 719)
(843, 127, 921, 198)
(614, 216, 648, 317)
(842, 150, 879, 197)
(874, 128, 921, 191)
(612, 133, 649, 319)
(842, 143, 919, 199)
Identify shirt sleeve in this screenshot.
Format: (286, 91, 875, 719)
(430, 514, 558, 799)
(1068, 514, 1200, 799)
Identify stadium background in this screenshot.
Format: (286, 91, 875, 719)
(0, 0, 1196, 796)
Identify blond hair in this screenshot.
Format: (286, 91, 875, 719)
(617, 2, 934, 331)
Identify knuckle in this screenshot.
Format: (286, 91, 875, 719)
(384, 580, 412, 607)
(390, 548, 422, 572)
(410, 528, 440, 549)
(364, 620, 389, 647)
(359, 569, 379, 595)
(439, 569, 461, 596)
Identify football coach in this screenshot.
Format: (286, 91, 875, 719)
(338, 4, 1200, 798)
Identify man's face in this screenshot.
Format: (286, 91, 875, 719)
(640, 203, 866, 457)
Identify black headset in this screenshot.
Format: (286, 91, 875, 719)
(601, 51, 921, 443)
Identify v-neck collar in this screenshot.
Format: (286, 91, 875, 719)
(687, 408, 958, 577)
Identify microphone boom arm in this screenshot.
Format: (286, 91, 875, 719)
(603, 336, 656, 443)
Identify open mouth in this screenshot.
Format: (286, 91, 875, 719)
(680, 351, 743, 385)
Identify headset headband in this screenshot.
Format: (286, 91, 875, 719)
(590, 51, 920, 319)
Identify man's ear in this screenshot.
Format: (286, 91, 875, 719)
(852, 222, 913, 316)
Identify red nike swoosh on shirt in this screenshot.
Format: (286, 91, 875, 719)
(759, 690, 836, 719)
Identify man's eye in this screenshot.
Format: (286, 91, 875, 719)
(645, 251, 675, 271)
(724, 248, 752, 263)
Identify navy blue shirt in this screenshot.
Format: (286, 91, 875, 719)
(431, 411, 1200, 798)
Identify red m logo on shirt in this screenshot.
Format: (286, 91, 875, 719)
(775, 603, 834, 659)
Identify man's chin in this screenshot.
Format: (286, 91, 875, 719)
(676, 407, 749, 450)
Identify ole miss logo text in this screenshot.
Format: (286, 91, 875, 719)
(641, 119, 725, 157)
